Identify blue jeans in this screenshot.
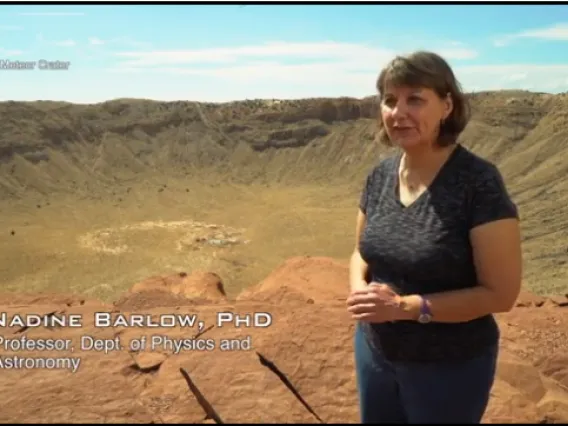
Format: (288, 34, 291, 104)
(354, 323, 498, 423)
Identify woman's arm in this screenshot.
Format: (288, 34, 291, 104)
(350, 210, 370, 293)
(397, 164, 522, 322)
(351, 167, 378, 294)
(396, 217, 522, 322)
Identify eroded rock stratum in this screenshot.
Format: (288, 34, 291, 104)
(0, 256, 567, 423)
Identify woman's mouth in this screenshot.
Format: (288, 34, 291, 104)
(393, 126, 415, 134)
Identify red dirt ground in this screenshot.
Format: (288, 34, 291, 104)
(0, 256, 567, 423)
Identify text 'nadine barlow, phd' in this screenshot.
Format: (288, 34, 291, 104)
(0, 311, 274, 374)
(0, 311, 273, 330)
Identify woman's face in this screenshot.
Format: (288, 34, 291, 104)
(380, 84, 453, 149)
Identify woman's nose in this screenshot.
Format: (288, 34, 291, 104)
(391, 101, 408, 118)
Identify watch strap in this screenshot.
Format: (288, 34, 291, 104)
(420, 296, 431, 315)
(417, 296, 433, 323)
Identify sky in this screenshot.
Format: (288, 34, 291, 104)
(1, 4, 568, 104)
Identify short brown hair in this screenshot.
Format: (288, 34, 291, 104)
(375, 51, 471, 147)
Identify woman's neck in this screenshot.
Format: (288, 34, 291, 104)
(400, 143, 457, 174)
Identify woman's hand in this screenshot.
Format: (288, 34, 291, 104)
(346, 283, 402, 323)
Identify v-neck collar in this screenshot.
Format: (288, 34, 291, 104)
(392, 144, 463, 210)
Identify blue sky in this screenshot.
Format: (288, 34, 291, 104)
(1, 4, 568, 104)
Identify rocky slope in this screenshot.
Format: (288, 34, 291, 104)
(2, 91, 568, 296)
(1, 91, 567, 196)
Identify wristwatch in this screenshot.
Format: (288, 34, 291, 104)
(417, 296, 433, 324)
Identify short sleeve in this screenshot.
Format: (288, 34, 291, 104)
(468, 165, 519, 229)
(359, 169, 374, 214)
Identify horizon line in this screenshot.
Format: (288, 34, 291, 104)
(0, 88, 560, 106)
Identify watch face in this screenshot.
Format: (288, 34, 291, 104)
(418, 313, 432, 324)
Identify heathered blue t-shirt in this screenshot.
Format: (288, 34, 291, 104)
(359, 144, 519, 363)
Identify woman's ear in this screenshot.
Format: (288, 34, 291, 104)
(443, 92, 453, 120)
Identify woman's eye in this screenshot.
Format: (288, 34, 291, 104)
(383, 96, 422, 107)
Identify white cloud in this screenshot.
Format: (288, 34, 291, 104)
(87, 36, 151, 49)
(109, 62, 371, 85)
(456, 64, 568, 92)
(98, 41, 568, 101)
(114, 42, 396, 68)
(493, 39, 509, 48)
(103, 61, 568, 102)
(516, 23, 568, 40)
(507, 73, 527, 82)
(0, 47, 23, 56)
(108, 41, 398, 97)
(458, 64, 568, 74)
(17, 12, 85, 17)
(435, 47, 478, 60)
(54, 39, 76, 47)
(411, 39, 479, 60)
(0, 25, 23, 31)
(113, 41, 477, 71)
(88, 37, 105, 46)
(494, 23, 568, 46)
(37, 33, 76, 47)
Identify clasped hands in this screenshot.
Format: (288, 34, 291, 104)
(346, 282, 416, 323)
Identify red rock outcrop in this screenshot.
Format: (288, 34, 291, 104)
(0, 257, 566, 423)
(236, 256, 349, 303)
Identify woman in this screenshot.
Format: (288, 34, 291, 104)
(346, 51, 522, 423)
